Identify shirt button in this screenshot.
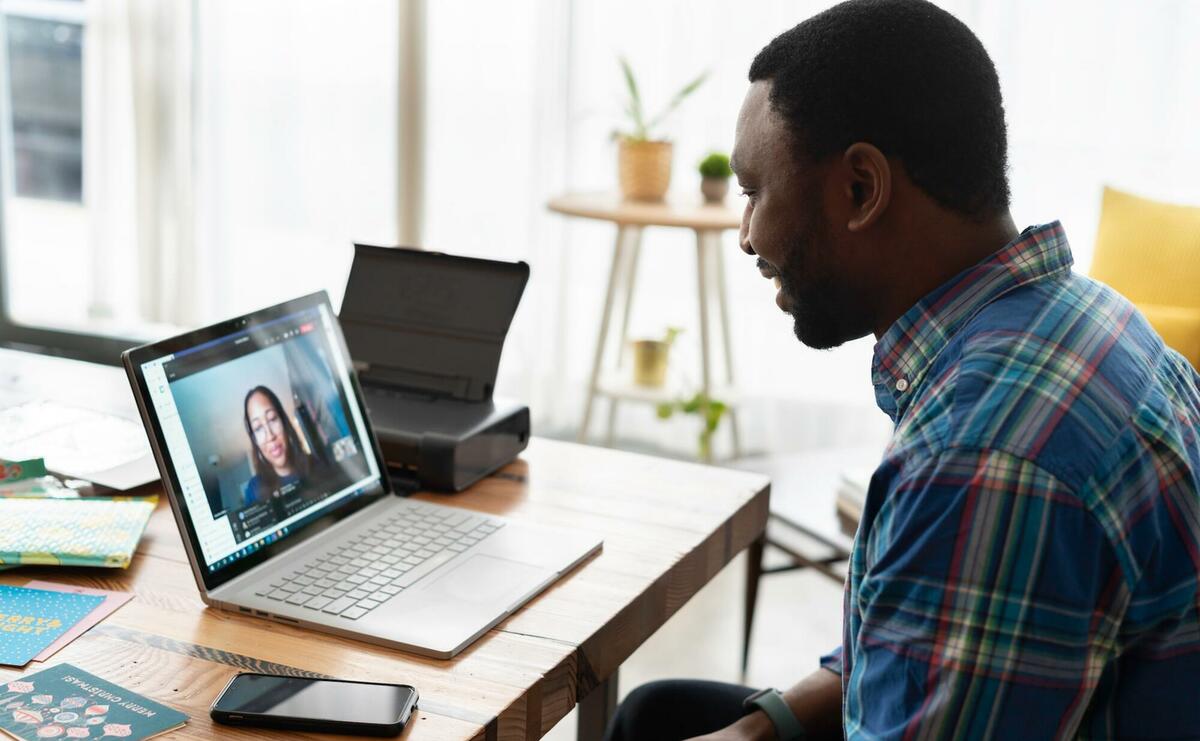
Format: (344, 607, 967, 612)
(896, 378, 909, 392)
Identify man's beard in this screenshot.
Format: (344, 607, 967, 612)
(776, 216, 859, 351)
(778, 266, 844, 350)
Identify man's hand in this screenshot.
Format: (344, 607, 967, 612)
(685, 668, 843, 741)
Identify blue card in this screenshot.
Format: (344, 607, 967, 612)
(0, 586, 104, 666)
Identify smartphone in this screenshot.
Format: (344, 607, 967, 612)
(210, 672, 418, 737)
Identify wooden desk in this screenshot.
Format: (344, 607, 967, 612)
(547, 193, 744, 462)
(0, 438, 769, 741)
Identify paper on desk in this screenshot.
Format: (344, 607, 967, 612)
(23, 580, 134, 662)
(0, 401, 155, 488)
(0, 476, 82, 499)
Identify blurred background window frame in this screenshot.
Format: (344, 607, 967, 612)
(0, 0, 137, 364)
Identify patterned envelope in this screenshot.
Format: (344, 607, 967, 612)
(0, 498, 156, 570)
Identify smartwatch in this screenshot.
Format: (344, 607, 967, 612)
(742, 687, 806, 741)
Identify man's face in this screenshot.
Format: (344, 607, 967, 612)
(731, 81, 869, 350)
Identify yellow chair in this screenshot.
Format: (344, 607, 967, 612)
(1089, 186, 1200, 368)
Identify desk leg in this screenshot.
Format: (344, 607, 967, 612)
(743, 533, 766, 678)
(578, 669, 619, 741)
(580, 226, 632, 444)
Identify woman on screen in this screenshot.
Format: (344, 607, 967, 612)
(242, 385, 312, 504)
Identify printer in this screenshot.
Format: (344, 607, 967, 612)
(339, 244, 531, 492)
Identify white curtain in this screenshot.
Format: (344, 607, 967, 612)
(83, 0, 195, 328)
(128, 0, 195, 326)
(191, 0, 400, 323)
(423, 0, 1200, 461)
(81, 0, 401, 333)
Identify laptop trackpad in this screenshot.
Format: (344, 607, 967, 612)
(425, 554, 548, 606)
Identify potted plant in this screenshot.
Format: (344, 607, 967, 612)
(614, 57, 708, 202)
(698, 152, 733, 203)
(631, 327, 682, 387)
(656, 391, 728, 461)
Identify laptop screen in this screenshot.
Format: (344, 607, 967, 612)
(136, 299, 383, 575)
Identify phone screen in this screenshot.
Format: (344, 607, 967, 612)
(213, 674, 416, 726)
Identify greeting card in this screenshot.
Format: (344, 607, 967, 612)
(0, 587, 103, 667)
(21, 583, 133, 663)
(0, 664, 187, 740)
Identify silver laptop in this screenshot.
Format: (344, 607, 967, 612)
(123, 291, 601, 659)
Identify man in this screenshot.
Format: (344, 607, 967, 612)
(605, 1, 1200, 739)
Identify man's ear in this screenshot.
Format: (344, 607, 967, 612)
(842, 142, 891, 232)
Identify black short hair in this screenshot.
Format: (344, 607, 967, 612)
(749, 0, 1010, 220)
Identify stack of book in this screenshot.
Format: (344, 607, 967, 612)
(835, 468, 872, 537)
(0, 457, 155, 571)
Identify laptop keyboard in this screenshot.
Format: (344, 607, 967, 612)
(255, 500, 503, 620)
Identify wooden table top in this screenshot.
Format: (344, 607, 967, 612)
(547, 192, 742, 230)
(0, 438, 769, 741)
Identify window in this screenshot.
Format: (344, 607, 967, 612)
(0, 0, 110, 359)
(6, 9, 83, 202)
(0, 1, 402, 364)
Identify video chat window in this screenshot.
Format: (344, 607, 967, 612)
(166, 315, 371, 544)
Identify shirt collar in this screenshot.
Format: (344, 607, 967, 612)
(871, 221, 1074, 421)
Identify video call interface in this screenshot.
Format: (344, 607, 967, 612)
(143, 304, 381, 572)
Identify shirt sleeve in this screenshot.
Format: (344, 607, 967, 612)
(820, 644, 843, 675)
(845, 448, 1130, 740)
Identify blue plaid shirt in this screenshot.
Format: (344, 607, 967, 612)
(823, 222, 1200, 739)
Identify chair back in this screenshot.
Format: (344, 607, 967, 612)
(1089, 186, 1200, 368)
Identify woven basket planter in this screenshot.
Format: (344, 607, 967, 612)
(618, 139, 673, 201)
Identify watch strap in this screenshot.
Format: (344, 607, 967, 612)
(744, 688, 806, 741)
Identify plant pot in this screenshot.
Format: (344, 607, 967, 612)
(700, 176, 729, 203)
(632, 339, 670, 387)
(618, 139, 673, 202)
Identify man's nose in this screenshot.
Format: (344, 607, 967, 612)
(738, 202, 755, 255)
